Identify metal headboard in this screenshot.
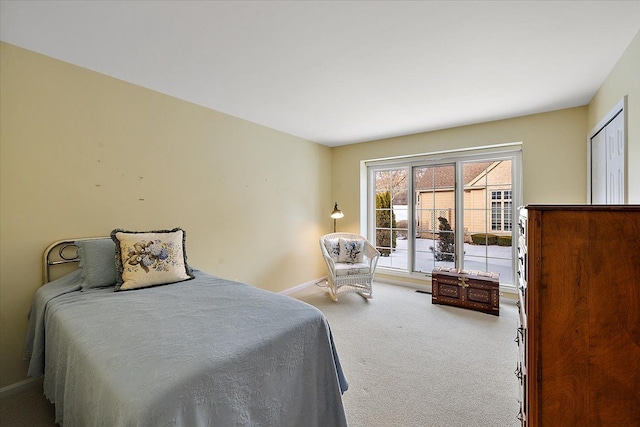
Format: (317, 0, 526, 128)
(43, 237, 107, 283)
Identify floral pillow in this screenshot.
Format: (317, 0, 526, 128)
(111, 228, 194, 291)
(338, 238, 365, 263)
(324, 238, 341, 262)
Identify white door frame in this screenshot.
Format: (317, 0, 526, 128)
(587, 96, 627, 204)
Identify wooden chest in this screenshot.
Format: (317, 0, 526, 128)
(431, 267, 500, 316)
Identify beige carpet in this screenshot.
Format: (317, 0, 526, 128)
(292, 282, 520, 427)
(1, 281, 520, 427)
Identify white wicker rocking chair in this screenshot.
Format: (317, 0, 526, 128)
(320, 233, 380, 301)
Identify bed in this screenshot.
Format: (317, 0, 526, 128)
(24, 230, 348, 427)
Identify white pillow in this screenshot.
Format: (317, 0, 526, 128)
(338, 238, 365, 263)
(111, 228, 194, 291)
(324, 238, 340, 262)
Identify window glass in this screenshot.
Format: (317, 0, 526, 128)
(367, 151, 519, 286)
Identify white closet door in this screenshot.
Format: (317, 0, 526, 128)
(589, 98, 626, 205)
(605, 112, 624, 204)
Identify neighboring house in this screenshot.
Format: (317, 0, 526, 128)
(416, 161, 512, 240)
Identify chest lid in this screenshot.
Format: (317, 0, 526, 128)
(432, 266, 499, 282)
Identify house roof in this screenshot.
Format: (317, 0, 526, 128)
(382, 161, 495, 204)
(416, 162, 494, 189)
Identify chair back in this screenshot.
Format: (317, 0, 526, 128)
(320, 233, 380, 259)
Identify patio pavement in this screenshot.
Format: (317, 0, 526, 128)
(377, 237, 514, 284)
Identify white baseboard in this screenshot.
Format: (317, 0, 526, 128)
(279, 276, 327, 295)
(280, 275, 435, 296)
(375, 276, 432, 292)
(499, 284, 518, 296)
(376, 275, 518, 296)
(0, 376, 42, 399)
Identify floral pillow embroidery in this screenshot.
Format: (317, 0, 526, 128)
(124, 239, 178, 273)
(338, 238, 365, 263)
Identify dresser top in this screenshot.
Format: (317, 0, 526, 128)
(525, 204, 640, 211)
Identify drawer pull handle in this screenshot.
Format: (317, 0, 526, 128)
(514, 366, 523, 381)
(515, 326, 524, 344)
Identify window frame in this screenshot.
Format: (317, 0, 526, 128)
(361, 143, 523, 292)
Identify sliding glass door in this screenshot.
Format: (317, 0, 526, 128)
(369, 150, 519, 286)
(374, 169, 408, 270)
(461, 160, 513, 278)
(414, 164, 456, 273)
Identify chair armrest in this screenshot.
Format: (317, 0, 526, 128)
(324, 254, 336, 273)
(362, 241, 380, 272)
(319, 240, 337, 275)
(363, 241, 381, 260)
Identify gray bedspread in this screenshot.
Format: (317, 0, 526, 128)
(25, 270, 348, 427)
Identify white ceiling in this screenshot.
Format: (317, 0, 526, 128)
(2, 1, 640, 147)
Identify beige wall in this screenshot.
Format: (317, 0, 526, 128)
(417, 190, 456, 237)
(332, 106, 589, 235)
(0, 43, 333, 388)
(587, 30, 640, 203)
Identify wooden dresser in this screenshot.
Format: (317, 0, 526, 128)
(516, 205, 640, 426)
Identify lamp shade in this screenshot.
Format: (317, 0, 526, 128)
(330, 202, 344, 219)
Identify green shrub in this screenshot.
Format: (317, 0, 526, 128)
(434, 217, 455, 261)
(471, 233, 498, 245)
(376, 191, 396, 256)
(497, 235, 512, 246)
